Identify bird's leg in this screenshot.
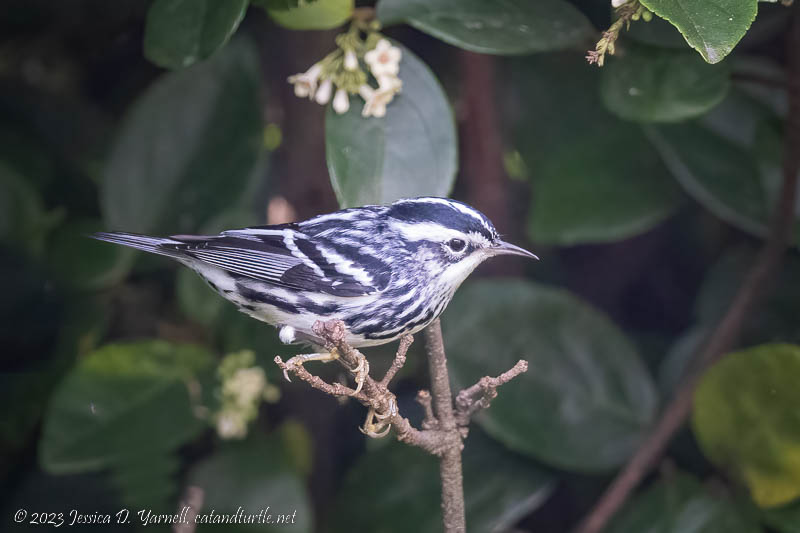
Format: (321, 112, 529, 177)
(281, 348, 340, 382)
(359, 397, 397, 438)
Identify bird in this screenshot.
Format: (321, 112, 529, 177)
(92, 197, 537, 395)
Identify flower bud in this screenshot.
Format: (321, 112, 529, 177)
(315, 78, 333, 105)
(333, 88, 350, 114)
(344, 49, 358, 71)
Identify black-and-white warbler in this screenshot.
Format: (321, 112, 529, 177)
(93, 197, 537, 389)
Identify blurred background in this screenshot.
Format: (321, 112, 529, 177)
(2, 0, 799, 531)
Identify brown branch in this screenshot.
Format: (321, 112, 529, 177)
(276, 319, 526, 533)
(575, 6, 800, 533)
(454, 360, 528, 426)
(173, 486, 203, 533)
(417, 390, 439, 430)
(380, 335, 413, 388)
(423, 319, 465, 533)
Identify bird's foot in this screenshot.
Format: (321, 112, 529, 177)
(281, 349, 340, 382)
(342, 350, 369, 394)
(359, 398, 397, 438)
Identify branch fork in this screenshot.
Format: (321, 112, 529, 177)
(274, 319, 527, 453)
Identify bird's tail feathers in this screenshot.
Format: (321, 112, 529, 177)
(91, 232, 183, 258)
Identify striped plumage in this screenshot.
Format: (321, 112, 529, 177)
(93, 197, 537, 347)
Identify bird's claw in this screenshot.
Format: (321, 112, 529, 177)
(282, 351, 340, 383)
(345, 351, 369, 395)
(358, 398, 396, 438)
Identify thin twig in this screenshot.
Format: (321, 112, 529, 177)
(381, 335, 413, 387)
(454, 360, 528, 426)
(417, 390, 439, 429)
(575, 6, 800, 533)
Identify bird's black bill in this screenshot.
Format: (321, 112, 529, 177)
(493, 240, 539, 260)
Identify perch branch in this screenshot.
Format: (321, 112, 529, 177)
(423, 320, 466, 532)
(276, 318, 527, 533)
(575, 6, 800, 533)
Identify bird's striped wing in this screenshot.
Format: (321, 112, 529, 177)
(170, 227, 390, 297)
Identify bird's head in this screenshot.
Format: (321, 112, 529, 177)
(386, 197, 537, 289)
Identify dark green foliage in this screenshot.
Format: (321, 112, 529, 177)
(3, 1, 799, 531)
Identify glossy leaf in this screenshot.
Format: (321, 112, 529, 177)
(693, 344, 800, 507)
(645, 123, 768, 236)
(601, 46, 730, 122)
(265, 0, 352, 30)
(608, 471, 762, 533)
(376, 0, 594, 55)
(40, 341, 213, 474)
(444, 280, 658, 471)
(331, 430, 554, 533)
(512, 54, 683, 245)
(325, 43, 457, 207)
(188, 432, 312, 532)
(639, 0, 758, 64)
(101, 39, 264, 235)
(143, 0, 248, 69)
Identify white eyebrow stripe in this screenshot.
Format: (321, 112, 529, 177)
(389, 221, 467, 242)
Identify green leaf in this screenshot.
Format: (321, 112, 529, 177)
(512, 54, 683, 245)
(692, 343, 800, 507)
(101, 39, 264, 235)
(188, 432, 312, 532)
(530, 126, 683, 244)
(332, 430, 554, 533)
(639, 0, 758, 64)
(376, 0, 594, 55)
(444, 280, 658, 472)
(143, 0, 248, 69)
(763, 501, 800, 533)
(40, 340, 213, 474)
(644, 122, 768, 236)
(264, 0, 352, 30)
(325, 43, 457, 207)
(601, 46, 730, 123)
(608, 471, 762, 533)
(47, 218, 133, 290)
(626, 12, 688, 48)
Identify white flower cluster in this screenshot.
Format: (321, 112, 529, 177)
(212, 351, 279, 440)
(288, 38, 403, 118)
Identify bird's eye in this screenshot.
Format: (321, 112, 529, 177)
(447, 238, 466, 252)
